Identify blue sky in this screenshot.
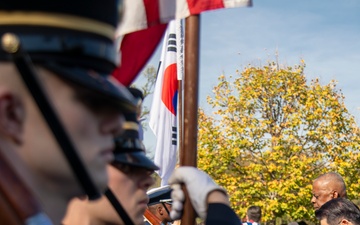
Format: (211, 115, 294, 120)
(134, 0, 360, 157)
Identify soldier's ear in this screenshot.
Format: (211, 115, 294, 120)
(157, 205, 164, 215)
(0, 89, 24, 145)
(340, 219, 351, 225)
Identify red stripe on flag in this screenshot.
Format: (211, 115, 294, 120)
(186, 0, 225, 15)
(112, 24, 167, 86)
(161, 63, 178, 115)
(144, 0, 161, 26)
(114, 0, 251, 85)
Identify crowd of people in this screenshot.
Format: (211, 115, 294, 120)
(284, 172, 359, 225)
(311, 173, 360, 225)
(0, 1, 359, 225)
(240, 172, 360, 225)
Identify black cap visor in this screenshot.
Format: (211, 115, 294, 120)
(43, 63, 136, 113)
(0, 33, 137, 113)
(147, 186, 173, 206)
(113, 151, 159, 171)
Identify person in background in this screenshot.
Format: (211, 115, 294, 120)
(311, 172, 347, 211)
(242, 206, 262, 225)
(145, 185, 173, 225)
(315, 198, 360, 225)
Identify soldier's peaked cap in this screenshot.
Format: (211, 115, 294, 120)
(112, 115, 159, 170)
(147, 185, 172, 206)
(112, 86, 159, 171)
(0, 0, 136, 112)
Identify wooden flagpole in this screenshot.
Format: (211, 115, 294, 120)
(177, 19, 184, 166)
(178, 79, 183, 163)
(180, 14, 200, 225)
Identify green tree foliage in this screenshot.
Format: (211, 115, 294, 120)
(197, 60, 360, 223)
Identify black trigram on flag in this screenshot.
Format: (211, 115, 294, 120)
(172, 126, 177, 146)
(167, 33, 177, 53)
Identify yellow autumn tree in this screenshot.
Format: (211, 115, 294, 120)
(197, 60, 360, 223)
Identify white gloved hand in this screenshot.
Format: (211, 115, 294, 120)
(169, 183, 185, 220)
(168, 166, 227, 220)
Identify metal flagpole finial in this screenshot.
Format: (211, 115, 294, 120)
(1, 33, 20, 53)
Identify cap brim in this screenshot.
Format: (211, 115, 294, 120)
(113, 151, 159, 171)
(42, 63, 137, 113)
(147, 186, 173, 205)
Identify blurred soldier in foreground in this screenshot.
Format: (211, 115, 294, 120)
(0, 0, 136, 224)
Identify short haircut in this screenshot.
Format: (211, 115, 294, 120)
(315, 198, 360, 225)
(247, 206, 262, 222)
(315, 172, 347, 198)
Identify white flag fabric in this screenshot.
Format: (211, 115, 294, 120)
(149, 21, 180, 185)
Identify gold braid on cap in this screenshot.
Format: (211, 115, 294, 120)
(123, 121, 139, 131)
(0, 11, 115, 40)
